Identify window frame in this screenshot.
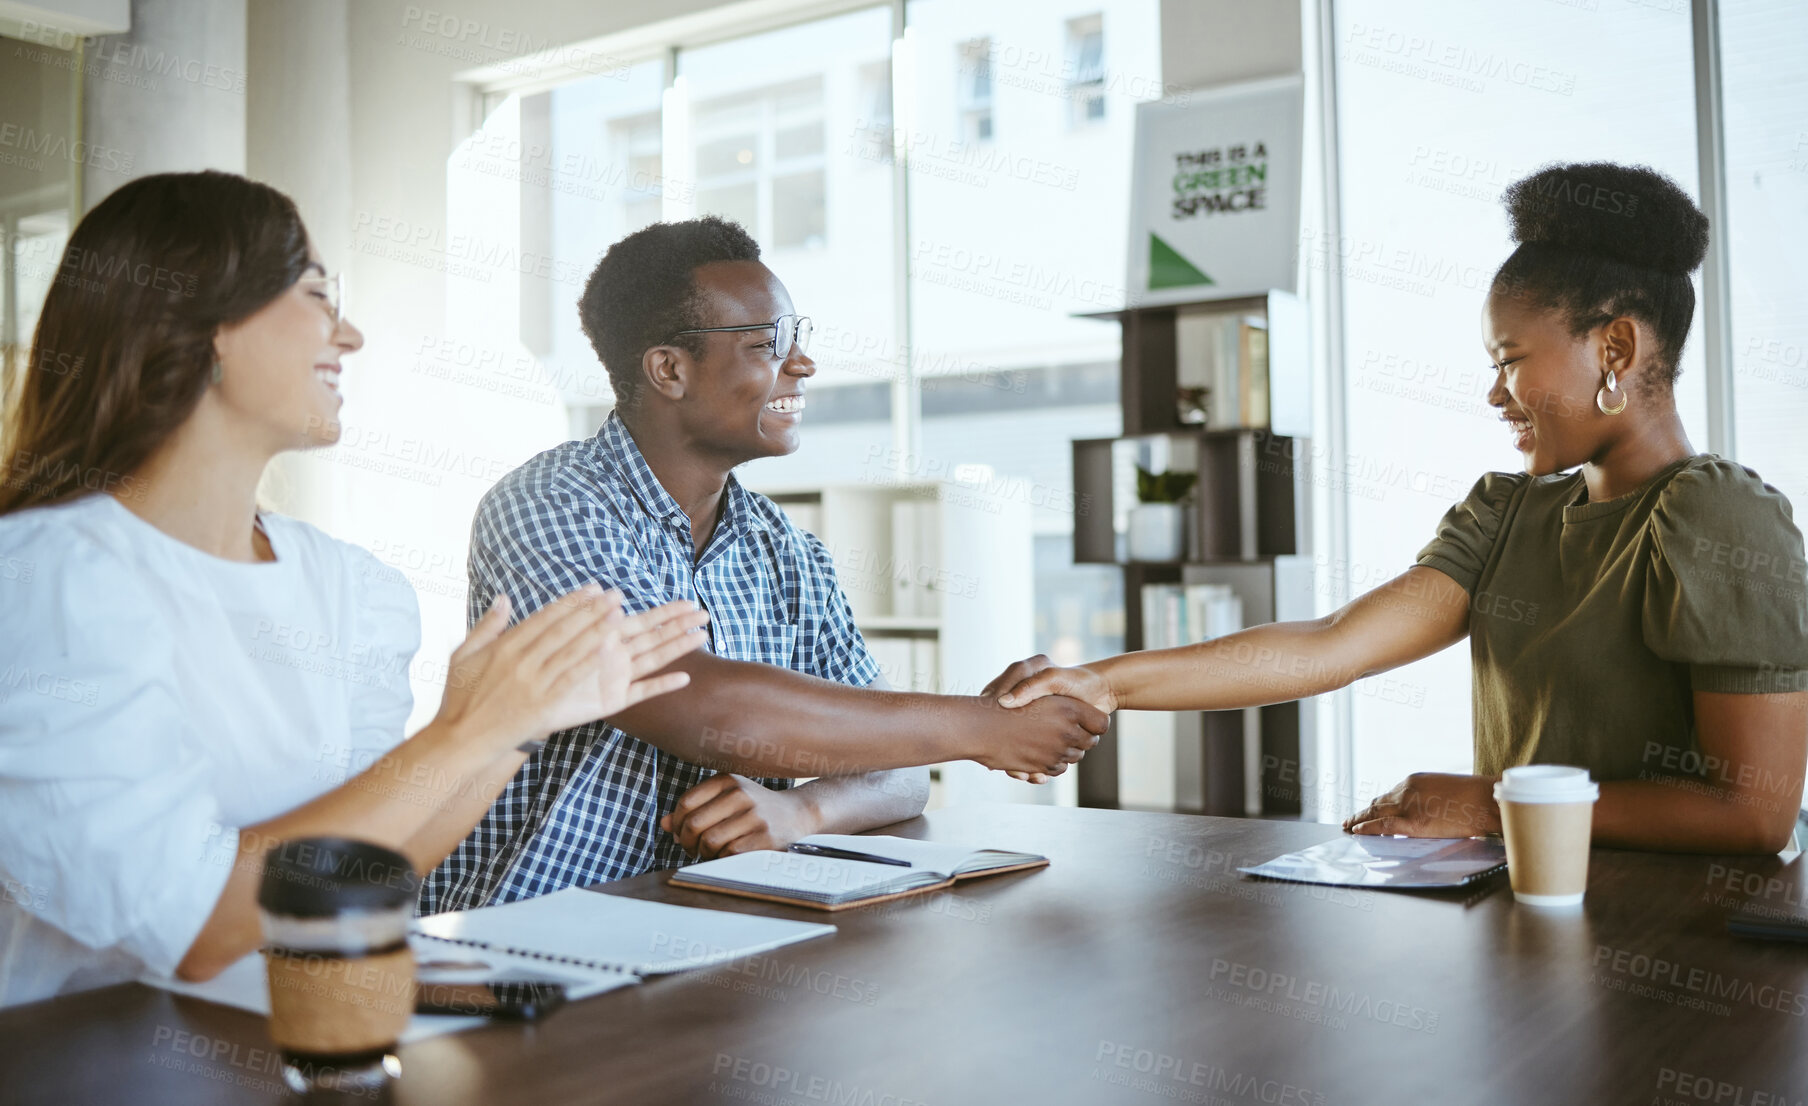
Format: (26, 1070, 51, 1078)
(955, 35, 996, 143)
(691, 76, 830, 251)
(1065, 13, 1106, 129)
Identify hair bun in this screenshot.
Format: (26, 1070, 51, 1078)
(1503, 162, 1708, 276)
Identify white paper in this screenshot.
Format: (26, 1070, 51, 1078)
(798, 834, 1017, 877)
(144, 954, 453, 1043)
(413, 888, 836, 974)
(675, 850, 936, 900)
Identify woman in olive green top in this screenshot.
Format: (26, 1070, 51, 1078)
(989, 162, 1808, 854)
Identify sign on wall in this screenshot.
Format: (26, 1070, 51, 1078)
(1126, 75, 1304, 306)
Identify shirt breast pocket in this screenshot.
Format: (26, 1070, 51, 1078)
(715, 619, 800, 669)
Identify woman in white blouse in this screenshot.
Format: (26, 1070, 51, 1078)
(0, 170, 708, 1007)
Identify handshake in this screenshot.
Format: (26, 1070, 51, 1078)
(977, 654, 1118, 784)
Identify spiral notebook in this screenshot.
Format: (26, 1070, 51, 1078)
(144, 941, 633, 1044)
(412, 887, 836, 974)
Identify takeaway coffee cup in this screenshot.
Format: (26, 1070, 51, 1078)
(1493, 766, 1600, 907)
(257, 837, 420, 1094)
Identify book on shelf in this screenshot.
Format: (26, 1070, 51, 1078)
(911, 637, 939, 693)
(890, 499, 942, 618)
(865, 635, 914, 690)
(776, 500, 823, 537)
(1239, 321, 1269, 429)
(862, 634, 938, 692)
(1176, 308, 1270, 430)
(1139, 583, 1244, 650)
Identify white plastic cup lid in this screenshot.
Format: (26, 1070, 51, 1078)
(1493, 764, 1600, 804)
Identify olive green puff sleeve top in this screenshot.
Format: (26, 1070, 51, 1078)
(1415, 455, 1808, 781)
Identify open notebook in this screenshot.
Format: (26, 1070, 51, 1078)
(412, 887, 836, 974)
(669, 834, 1050, 910)
(145, 887, 835, 1034)
(144, 939, 634, 1044)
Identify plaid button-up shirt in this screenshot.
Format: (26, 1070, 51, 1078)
(419, 413, 879, 915)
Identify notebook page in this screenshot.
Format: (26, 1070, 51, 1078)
(413, 887, 836, 974)
(674, 849, 939, 899)
(797, 834, 1017, 877)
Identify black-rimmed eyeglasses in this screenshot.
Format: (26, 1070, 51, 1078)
(670, 313, 812, 361)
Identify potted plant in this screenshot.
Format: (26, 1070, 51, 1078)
(1128, 466, 1196, 562)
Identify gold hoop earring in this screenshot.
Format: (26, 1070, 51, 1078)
(1596, 368, 1627, 415)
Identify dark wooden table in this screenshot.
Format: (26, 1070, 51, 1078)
(6, 804, 1808, 1106)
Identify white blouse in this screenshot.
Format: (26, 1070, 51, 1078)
(0, 493, 420, 1007)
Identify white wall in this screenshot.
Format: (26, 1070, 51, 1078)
(81, 0, 246, 207)
(246, 0, 351, 530)
(1159, 0, 1299, 90)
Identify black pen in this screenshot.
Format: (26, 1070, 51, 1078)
(788, 842, 911, 867)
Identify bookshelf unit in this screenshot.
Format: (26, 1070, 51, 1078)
(1072, 290, 1314, 817)
(749, 477, 1056, 809)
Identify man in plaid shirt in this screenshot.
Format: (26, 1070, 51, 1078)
(421, 217, 1106, 914)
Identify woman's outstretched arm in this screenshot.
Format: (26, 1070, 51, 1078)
(985, 566, 1472, 714)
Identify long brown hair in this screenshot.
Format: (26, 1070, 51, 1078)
(0, 170, 311, 515)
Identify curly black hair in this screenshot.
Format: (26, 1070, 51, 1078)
(1491, 162, 1709, 391)
(577, 216, 762, 408)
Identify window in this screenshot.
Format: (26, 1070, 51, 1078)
(1066, 14, 1106, 127)
(614, 114, 664, 234)
(692, 78, 829, 251)
(1719, 3, 1808, 811)
(854, 60, 895, 165)
(3, 211, 69, 361)
(1329, 0, 1702, 809)
(0, 29, 80, 401)
(904, 0, 1162, 671)
(694, 95, 764, 234)
(516, 56, 671, 428)
(956, 37, 995, 143)
(1721, 0, 1808, 544)
(675, 4, 899, 460)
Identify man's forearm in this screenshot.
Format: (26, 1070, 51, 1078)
(793, 768, 931, 836)
(608, 652, 988, 776)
